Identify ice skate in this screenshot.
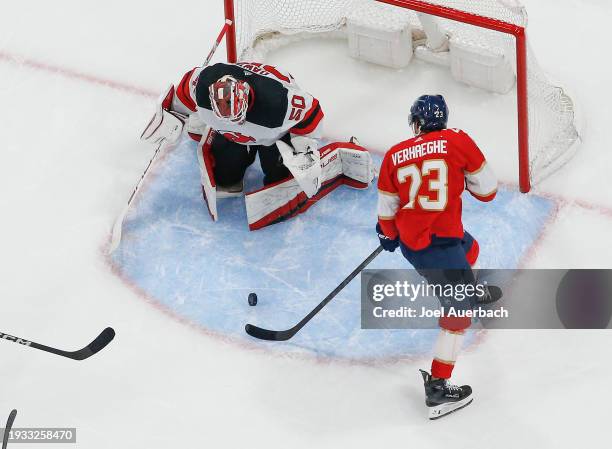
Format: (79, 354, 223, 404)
(419, 370, 473, 420)
(216, 180, 244, 198)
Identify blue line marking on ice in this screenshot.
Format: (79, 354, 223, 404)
(111, 138, 555, 360)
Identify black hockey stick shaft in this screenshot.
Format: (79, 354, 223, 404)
(0, 327, 115, 361)
(2, 409, 16, 449)
(245, 246, 384, 341)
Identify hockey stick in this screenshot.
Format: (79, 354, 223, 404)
(109, 141, 163, 253)
(205, 19, 233, 67)
(0, 327, 115, 361)
(245, 246, 384, 341)
(108, 19, 233, 254)
(2, 410, 16, 449)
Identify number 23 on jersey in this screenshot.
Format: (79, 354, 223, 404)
(397, 160, 448, 211)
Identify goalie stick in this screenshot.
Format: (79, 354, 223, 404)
(2, 410, 16, 449)
(245, 246, 383, 341)
(108, 19, 233, 254)
(0, 327, 115, 361)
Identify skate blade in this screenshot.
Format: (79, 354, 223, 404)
(216, 180, 244, 199)
(428, 397, 473, 420)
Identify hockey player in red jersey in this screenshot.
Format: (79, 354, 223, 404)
(376, 95, 498, 419)
(140, 61, 374, 227)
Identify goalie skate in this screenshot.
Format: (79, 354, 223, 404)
(217, 180, 244, 198)
(420, 370, 473, 420)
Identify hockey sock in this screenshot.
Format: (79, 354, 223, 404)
(466, 238, 480, 267)
(431, 328, 465, 379)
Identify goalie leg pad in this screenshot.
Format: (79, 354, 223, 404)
(337, 143, 375, 187)
(245, 141, 374, 230)
(197, 128, 218, 221)
(245, 175, 348, 231)
(318, 141, 375, 189)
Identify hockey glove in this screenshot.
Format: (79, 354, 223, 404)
(141, 85, 186, 146)
(277, 137, 322, 198)
(376, 223, 399, 252)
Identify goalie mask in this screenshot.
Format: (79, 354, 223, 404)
(209, 75, 251, 125)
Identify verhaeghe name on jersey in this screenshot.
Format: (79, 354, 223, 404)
(391, 139, 448, 165)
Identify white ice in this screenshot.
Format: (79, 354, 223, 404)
(1, 0, 611, 448)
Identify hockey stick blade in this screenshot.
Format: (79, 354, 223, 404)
(0, 327, 115, 361)
(32, 327, 116, 360)
(245, 246, 383, 342)
(66, 327, 116, 360)
(2, 409, 17, 449)
(244, 324, 294, 342)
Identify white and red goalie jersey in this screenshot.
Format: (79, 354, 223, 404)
(167, 62, 324, 146)
(141, 61, 374, 230)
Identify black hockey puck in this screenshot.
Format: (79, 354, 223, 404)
(248, 292, 258, 306)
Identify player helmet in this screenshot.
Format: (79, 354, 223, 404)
(409, 95, 449, 134)
(209, 75, 251, 124)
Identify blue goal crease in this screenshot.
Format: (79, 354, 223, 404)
(110, 137, 555, 360)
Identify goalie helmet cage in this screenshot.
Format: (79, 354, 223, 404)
(222, 0, 580, 193)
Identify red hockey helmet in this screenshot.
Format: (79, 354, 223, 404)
(209, 75, 251, 124)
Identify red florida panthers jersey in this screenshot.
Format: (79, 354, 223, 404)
(377, 128, 497, 251)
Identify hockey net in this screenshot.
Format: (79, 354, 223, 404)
(224, 0, 580, 191)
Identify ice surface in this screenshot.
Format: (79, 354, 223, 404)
(111, 136, 554, 360)
(2, 0, 612, 447)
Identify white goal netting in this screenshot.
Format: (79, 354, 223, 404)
(231, 0, 580, 186)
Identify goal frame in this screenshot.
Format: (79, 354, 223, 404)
(222, 0, 531, 192)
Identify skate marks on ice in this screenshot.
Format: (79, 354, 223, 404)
(109, 137, 555, 361)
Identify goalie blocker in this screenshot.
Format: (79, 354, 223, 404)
(198, 135, 375, 229)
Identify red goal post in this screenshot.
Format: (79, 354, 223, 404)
(377, 1, 529, 193)
(222, 0, 576, 193)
